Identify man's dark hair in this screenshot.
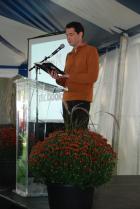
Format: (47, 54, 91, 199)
(66, 22, 84, 37)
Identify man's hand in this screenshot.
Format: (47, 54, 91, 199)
(49, 70, 69, 87)
(56, 74, 69, 87)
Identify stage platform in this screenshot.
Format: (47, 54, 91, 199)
(0, 175, 140, 209)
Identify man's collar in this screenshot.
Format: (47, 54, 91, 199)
(71, 43, 87, 53)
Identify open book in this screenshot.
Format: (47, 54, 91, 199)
(35, 62, 65, 75)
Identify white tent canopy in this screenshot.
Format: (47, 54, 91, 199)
(0, 0, 140, 67)
(0, 15, 46, 66)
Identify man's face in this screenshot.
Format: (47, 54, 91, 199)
(66, 27, 83, 47)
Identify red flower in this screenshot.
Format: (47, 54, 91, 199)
(29, 129, 117, 189)
(0, 126, 16, 160)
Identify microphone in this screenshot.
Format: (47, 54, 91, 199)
(48, 44, 65, 58)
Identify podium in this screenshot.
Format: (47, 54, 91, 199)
(15, 77, 64, 196)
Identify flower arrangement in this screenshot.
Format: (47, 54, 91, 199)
(29, 129, 116, 189)
(0, 126, 16, 160)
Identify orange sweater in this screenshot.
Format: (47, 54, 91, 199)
(63, 44, 99, 102)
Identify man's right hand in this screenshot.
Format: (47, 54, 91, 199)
(49, 70, 69, 87)
(56, 74, 69, 87)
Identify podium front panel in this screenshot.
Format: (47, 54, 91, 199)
(15, 78, 64, 196)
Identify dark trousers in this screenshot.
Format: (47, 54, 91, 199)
(62, 100, 90, 129)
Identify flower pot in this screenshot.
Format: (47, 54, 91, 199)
(47, 184, 94, 209)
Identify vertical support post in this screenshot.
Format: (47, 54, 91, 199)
(112, 33, 128, 173)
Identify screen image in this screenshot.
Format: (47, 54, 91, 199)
(28, 33, 72, 122)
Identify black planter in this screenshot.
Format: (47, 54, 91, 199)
(47, 184, 94, 209)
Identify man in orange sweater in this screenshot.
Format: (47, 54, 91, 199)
(51, 22, 99, 129)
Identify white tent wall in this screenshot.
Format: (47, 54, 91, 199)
(117, 34, 140, 174)
(90, 47, 119, 144)
(90, 33, 140, 175)
(0, 68, 18, 78)
(0, 78, 16, 125)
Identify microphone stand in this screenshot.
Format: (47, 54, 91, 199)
(35, 64, 39, 140)
(29, 50, 55, 72)
(29, 56, 50, 140)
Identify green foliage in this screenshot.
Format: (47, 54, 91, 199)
(29, 129, 116, 189)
